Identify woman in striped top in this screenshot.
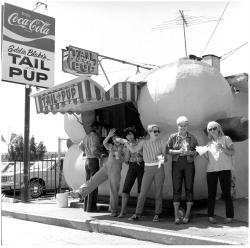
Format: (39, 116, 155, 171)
(120, 124, 167, 222)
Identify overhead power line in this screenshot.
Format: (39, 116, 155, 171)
(200, 2, 229, 56)
(220, 42, 249, 62)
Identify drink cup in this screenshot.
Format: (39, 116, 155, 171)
(115, 152, 120, 159)
(157, 155, 163, 161)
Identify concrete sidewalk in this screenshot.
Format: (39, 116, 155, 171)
(1, 196, 248, 245)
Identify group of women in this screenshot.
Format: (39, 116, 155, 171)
(70, 115, 235, 225)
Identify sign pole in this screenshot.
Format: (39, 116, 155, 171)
(21, 84, 31, 202)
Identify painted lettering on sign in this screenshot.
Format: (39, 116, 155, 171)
(41, 85, 80, 108)
(8, 52, 49, 82)
(8, 13, 51, 35)
(68, 46, 98, 75)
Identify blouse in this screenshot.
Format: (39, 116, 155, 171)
(127, 140, 143, 163)
(142, 140, 166, 163)
(207, 135, 234, 172)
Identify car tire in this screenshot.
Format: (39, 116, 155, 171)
(29, 180, 44, 198)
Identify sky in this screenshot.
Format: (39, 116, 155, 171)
(0, 0, 249, 153)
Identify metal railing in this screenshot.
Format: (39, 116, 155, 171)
(1, 157, 70, 200)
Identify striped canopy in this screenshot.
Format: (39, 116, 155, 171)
(32, 76, 140, 114)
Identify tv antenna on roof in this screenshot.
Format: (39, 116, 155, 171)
(152, 10, 220, 56)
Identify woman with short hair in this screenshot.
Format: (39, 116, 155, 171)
(166, 116, 198, 224)
(119, 124, 167, 222)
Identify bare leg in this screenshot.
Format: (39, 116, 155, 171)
(119, 193, 129, 217)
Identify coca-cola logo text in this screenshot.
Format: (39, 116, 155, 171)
(8, 12, 51, 35)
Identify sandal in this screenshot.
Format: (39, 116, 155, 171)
(153, 214, 161, 222)
(118, 212, 126, 218)
(175, 217, 181, 224)
(208, 217, 216, 224)
(129, 214, 142, 221)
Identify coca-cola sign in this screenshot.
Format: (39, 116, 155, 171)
(8, 13, 51, 35)
(1, 3, 55, 88)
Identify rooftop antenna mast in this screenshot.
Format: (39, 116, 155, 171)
(152, 11, 220, 57)
(179, 10, 188, 56)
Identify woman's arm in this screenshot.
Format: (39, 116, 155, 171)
(124, 147, 130, 163)
(103, 128, 116, 150)
(162, 144, 168, 162)
(168, 147, 186, 155)
(218, 143, 235, 155)
(119, 146, 127, 163)
(124, 140, 144, 153)
(166, 135, 185, 155)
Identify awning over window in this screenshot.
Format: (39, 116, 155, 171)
(31, 76, 140, 114)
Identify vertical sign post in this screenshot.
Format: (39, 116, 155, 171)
(22, 85, 31, 202)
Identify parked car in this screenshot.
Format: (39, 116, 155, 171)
(1, 162, 15, 173)
(1, 158, 69, 198)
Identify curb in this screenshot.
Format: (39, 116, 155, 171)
(1, 209, 243, 245)
(1, 196, 20, 203)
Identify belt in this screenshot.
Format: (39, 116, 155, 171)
(129, 160, 143, 163)
(145, 162, 159, 166)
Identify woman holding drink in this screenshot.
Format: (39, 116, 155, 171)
(118, 124, 167, 222)
(166, 116, 198, 224)
(203, 121, 235, 224)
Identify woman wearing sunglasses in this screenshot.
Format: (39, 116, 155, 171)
(119, 124, 167, 222)
(166, 116, 198, 224)
(203, 121, 235, 224)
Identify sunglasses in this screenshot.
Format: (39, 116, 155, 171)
(153, 130, 160, 133)
(208, 127, 217, 132)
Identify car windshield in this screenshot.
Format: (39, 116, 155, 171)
(2, 160, 59, 172)
(30, 161, 54, 170)
(4, 162, 35, 172)
(1, 162, 15, 173)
